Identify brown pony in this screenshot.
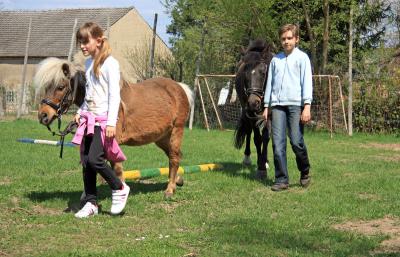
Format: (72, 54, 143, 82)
(34, 57, 193, 198)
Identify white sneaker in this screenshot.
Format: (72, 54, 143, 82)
(111, 182, 130, 215)
(74, 202, 98, 218)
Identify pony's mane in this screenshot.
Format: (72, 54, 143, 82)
(246, 39, 268, 53)
(237, 39, 273, 73)
(33, 57, 82, 94)
(242, 51, 263, 64)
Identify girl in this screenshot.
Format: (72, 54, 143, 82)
(72, 22, 130, 218)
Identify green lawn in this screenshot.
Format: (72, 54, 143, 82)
(0, 118, 399, 257)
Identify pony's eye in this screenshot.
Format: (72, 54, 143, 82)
(57, 85, 65, 90)
(251, 70, 256, 74)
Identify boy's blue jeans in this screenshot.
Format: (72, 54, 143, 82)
(271, 105, 310, 184)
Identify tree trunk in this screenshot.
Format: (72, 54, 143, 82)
(348, 3, 354, 136)
(301, 0, 317, 73)
(321, 0, 330, 75)
(396, 4, 400, 46)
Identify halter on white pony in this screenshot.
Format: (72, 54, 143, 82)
(34, 57, 82, 158)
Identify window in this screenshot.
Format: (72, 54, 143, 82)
(6, 91, 16, 103)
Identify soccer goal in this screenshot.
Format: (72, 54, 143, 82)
(190, 74, 348, 136)
(189, 74, 239, 131)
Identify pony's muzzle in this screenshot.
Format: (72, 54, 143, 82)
(38, 112, 49, 125)
(38, 111, 55, 126)
(248, 95, 262, 112)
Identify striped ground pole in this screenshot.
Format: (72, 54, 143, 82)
(124, 163, 223, 180)
(17, 138, 76, 147)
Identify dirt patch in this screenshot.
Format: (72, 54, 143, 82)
(0, 177, 11, 185)
(361, 143, 400, 151)
(333, 216, 400, 254)
(357, 193, 381, 201)
(32, 205, 62, 216)
(7, 197, 62, 216)
(159, 200, 189, 213)
(375, 153, 400, 162)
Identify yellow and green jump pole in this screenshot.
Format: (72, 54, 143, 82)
(124, 163, 223, 180)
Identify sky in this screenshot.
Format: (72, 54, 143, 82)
(2, 0, 173, 46)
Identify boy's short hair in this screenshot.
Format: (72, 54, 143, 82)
(279, 24, 299, 38)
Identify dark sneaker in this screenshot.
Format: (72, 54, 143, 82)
(300, 174, 311, 187)
(271, 183, 289, 191)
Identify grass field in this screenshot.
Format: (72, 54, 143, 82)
(0, 118, 399, 257)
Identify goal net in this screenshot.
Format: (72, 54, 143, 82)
(191, 74, 348, 135)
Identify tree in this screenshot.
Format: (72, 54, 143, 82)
(124, 38, 179, 82)
(321, 0, 330, 75)
(164, 0, 391, 81)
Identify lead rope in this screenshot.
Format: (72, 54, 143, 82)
(56, 120, 78, 158)
(45, 76, 80, 157)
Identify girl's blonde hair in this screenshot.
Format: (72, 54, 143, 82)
(76, 22, 111, 78)
(278, 24, 299, 38)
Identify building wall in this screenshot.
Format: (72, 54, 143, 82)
(108, 9, 172, 82)
(0, 60, 40, 89)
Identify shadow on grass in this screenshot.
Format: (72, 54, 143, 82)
(203, 217, 379, 256)
(25, 180, 169, 211)
(218, 161, 274, 186)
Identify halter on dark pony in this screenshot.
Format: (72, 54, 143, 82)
(234, 39, 273, 178)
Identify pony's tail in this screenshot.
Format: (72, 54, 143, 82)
(234, 112, 251, 149)
(177, 82, 194, 108)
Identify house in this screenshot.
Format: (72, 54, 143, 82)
(0, 7, 172, 113)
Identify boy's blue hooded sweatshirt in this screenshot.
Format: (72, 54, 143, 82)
(264, 47, 313, 107)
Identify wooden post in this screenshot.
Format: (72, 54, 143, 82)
(196, 77, 209, 131)
(203, 77, 223, 130)
(68, 18, 78, 62)
(17, 17, 32, 118)
(328, 76, 333, 138)
(348, 3, 353, 136)
(106, 16, 110, 39)
(149, 13, 158, 78)
(337, 77, 348, 132)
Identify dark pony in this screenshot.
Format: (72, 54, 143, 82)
(34, 57, 193, 198)
(234, 39, 273, 179)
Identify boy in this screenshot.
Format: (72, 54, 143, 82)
(262, 24, 312, 191)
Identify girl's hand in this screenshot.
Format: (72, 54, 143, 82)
(106, 126, 116, 138)
(301, 104, 311, 124)
(74, 114, 80, 125)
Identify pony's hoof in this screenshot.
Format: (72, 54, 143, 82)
(164, 191, 174, 199)
(255, 170, 267, 180)
(242, 155, 252, 166)
(175, 176, 184, 187)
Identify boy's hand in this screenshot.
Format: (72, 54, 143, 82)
(263, 107, 269, 120)
(301, 104, 311, 124)
(74, 114, 80, 125)
(106, 126, 116, 138)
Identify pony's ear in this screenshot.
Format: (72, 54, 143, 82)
(62, 63, 71, 78)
